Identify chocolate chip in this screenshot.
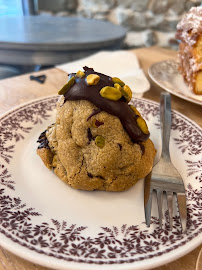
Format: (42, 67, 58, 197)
(94, 120, 104, 127)
(87, 128, 93, 142)
(87, 172, 93, 178)
(37, 130, 46, 141)
(118, 143, 122, 151)
(37, 130, 50, 149)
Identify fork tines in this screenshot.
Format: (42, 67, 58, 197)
(144, 92, 187, 232)
(144, 172, 187, 232)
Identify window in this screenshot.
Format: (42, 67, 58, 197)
(0, 0, 23, 16)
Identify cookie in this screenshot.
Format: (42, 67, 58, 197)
(37, 67, 156, 191)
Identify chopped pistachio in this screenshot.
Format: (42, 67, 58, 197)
(130, 105, 141, 116)
(86, 74, 100, 85)
(114, 83, 122, 91)
(58, 76, 75, 95)
(100, 86, 122, 101)
(112, 77, 125, 86)
(136, 116, 149, 134)
(121, 85, 132, 102)
(76, 70, 85, 78)
(95, 135, 105, 148)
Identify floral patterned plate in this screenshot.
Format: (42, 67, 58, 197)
(148, 59, 202, 106)
(0, 96, 201, 270)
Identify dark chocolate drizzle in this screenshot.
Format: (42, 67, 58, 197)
(64, 67, 149, 143)
(87, 108, 102, 121)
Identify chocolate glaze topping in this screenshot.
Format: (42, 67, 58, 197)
(64, 67, 149, 143)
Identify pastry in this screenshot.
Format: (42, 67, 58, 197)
(176, 6, 202, 95)
(37, 67, 156, 191)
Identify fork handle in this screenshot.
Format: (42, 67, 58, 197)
(160, 92, 171, 161)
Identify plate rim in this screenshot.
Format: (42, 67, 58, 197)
(148, 59, 202, 106)
(0, 234, 202, 270)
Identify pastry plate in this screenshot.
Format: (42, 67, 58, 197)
(196, 247, 202, 270)
(0, 96, 201, 270)
(148, 59, 202, 106)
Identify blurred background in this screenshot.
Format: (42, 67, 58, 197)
(0, 0, 201, 79)
(37, 0, 200, 49)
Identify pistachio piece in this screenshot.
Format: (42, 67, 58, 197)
(86, 74, 100, 85)
(121, 85, 132, 102)
(58, 76, 75, 95)
(95, 135, 105, 148)
(112, 77, 125, 87)
(114, 83, 122, 91)
(136, 116, 149, 134)
(130, 105, 141, 116)
(76, 70, 85, 78)
(100, 86, 122, 101)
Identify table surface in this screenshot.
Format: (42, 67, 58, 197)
(0, 47, 201, 270)
(0, 16, 126, 65)
(0, 16, 126, 50)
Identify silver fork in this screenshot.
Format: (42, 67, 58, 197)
(144, 92, 187, 232)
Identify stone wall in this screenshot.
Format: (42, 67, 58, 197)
(38, 0, 201, 49)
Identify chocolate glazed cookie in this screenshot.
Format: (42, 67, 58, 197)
(64, 67, 149, 143)
(37, 67, 156, 191)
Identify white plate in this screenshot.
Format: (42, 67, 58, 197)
(196, 247, 202, 270)
(148, 59, 202, 106)
(0, 96, 201, 270)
